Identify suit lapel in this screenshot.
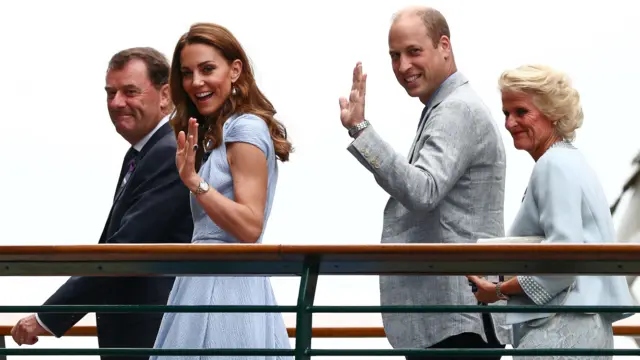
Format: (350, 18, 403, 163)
(113, 152, 133, 200)
(407, 72, 470, 163)
(112, 173, 130, 204)
(100, 123, 174, 243)
(407, 107, 431, 163)
(112, 148, 138, 202)
(137, 122, 173, 160)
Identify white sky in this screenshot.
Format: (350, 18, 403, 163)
(1, 0, 640, 359)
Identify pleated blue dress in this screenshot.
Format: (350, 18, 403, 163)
(151, 113, 292, 360)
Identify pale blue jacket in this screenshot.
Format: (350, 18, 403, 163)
(506, 146, 634, 324)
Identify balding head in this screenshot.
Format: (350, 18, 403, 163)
(388, 6, 456, 104)
(392, 6, 451, 48)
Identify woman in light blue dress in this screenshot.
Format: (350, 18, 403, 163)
(150, 22, 293, 360)
(467, 64, 633, 359)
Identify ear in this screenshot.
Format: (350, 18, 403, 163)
(438, 35, 452, 55)
(230, 59, 243, 83)
(159, 84, 171, 113)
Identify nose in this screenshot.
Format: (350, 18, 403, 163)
(398, 55, 412, 74)
(504, 114, 517, 131)
(109, 91, 127, 109)
(191, 72, 204, 87)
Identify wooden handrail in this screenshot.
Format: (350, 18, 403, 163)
(0, 325, 638, 338)
(2, 243, 640, 261)
(3, 243, 640, 276)
(1, 244, 639, 339)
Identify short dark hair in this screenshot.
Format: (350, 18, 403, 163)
(394, 7, 451, 48)
(418, 8, 450, 48)
(107, 47, 170, 88)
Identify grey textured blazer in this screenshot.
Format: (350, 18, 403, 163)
(347, 72, 510, 348)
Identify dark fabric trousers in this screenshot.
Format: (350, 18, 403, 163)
(406, 312, 504, 360)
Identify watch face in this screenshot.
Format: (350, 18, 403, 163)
(199, 182, 209, 191)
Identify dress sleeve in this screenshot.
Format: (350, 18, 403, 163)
(224, 114, 272, 157)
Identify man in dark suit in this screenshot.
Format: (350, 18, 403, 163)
(11, 47, 193, 359)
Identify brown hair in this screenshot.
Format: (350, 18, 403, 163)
(393, 7, 451, 48)
(169, 23, 292, 169)
(108, 47, 170, 88)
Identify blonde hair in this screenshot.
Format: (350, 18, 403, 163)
(498, 64, 583, 141)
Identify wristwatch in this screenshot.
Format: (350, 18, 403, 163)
(348, 120, 370, 138)
(495, 282, 508, 299)
(191, 180, 210, 196)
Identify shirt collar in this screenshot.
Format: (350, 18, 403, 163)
(423, 71, 457, 108)
(133, 114, 170, 152)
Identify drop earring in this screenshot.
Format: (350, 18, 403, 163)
(204, 138, 214, 150)
(231, 86, 238, 96)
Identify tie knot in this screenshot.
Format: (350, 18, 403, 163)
(125, 147, 138, 159)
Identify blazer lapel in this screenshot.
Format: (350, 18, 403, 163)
(407, 72, 470, 163)
(112, 150, 136, 202)
(407, 107, 434, 163)
(112, 172, 130, 204)
(406, 107, 428, 161)
(112, 151, 133, 201)
(100, 122, 174, 244)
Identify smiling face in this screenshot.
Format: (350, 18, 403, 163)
(179, 43, 242, 116)
(388, 14, 451, 103)
(105, 59, 169, 145)
(501, 90, 559, 160)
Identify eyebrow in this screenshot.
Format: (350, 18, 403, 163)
(389, 45, 420, 55)
(181, 61, 215, 70)
(104, 84, 139, 91)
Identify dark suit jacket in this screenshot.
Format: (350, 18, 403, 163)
(38, 122, 193, 357)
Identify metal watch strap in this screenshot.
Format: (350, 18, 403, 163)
(348, 120, 370, 138)
(191, 180, 210, 196)
(496, 282, 507, 299)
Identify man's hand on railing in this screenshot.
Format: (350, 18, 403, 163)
(10, 314, 47, 346)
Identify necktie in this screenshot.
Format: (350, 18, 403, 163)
(419, 106, 429, 123)
(408, 107, 430, 163)
(120, 148, 139, 188)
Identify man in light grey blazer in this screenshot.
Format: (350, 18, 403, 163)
(338, 6, 509, 360)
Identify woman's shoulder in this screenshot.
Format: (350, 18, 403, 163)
(535, 147, 587, 175)
(223, 113, 273, 154)
(224, 113, 269, 133)
(529, 147, 595, 195)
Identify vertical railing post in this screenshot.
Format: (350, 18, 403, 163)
(294, 256, 320, 360)
(0, 335, 7, 360)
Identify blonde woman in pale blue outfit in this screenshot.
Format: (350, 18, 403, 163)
(150, 22, 293, 360)
(467, 65, 634, 360)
